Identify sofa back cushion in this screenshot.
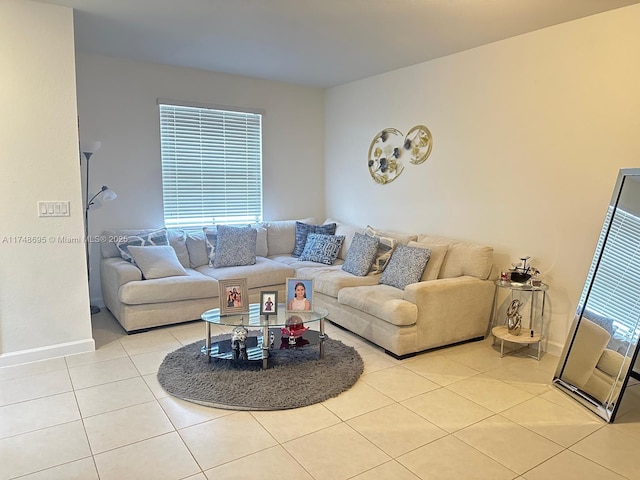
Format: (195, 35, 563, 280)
(263, 217, 315, 256)
(101, 228, 190, 268)
(417, 234, 493, 280)
(324, 218, 364, 260)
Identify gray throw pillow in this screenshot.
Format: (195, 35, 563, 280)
(293, 221, 337, 257)
(116, 228, 169, 264)
(298, 233, 345, 265)
(127, 245, 188, 280)
(213, 225, 257, 268)
(342, 232, 379, 276)
(380, 244, 431, 289)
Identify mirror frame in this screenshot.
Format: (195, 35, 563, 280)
(553, 168, 640, 422)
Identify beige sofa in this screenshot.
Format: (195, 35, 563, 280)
(100, 218, 495, 358)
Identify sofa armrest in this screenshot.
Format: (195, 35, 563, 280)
(101, 257, 142, 289)
(403, 276, 493, 308)
(597, 348, 631, 378)
(402, 276, 495, 348)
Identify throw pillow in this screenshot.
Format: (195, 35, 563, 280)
(185, 231, 209, 268)
(293, 221, 337, 257)
(342, 232, 379, 276)
(203, 226, 218, 267)
(116, 228, 169, 264)
(298, 233, 345, 265)
(127, 245, 188, 280)
(380, 243, 431, 290)
(364, 226, 397, 274)
(213, 224, 257, 268)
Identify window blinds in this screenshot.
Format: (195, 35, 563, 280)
(159, 102, 263, 229)
(581, 206, 640, 338)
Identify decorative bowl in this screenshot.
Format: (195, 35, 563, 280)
(510, 272, 531, 283)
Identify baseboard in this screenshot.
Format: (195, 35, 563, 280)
(0, 338, 95, 367)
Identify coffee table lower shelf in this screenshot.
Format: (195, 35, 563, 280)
(202, 328, 323, 369)
(492, 326, 542, 360)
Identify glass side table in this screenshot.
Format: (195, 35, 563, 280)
(201, 303, 329, 369)
(489, 280, 548, 360)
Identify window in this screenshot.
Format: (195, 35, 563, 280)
(580, 205, 640, 340)
(159, 100, 263, 229)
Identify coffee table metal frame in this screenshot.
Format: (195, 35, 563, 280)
(201, 303, 329, 369)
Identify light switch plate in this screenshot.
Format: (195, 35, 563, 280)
(38, 201, 70, 217)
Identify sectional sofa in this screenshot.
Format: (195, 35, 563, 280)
(100, 217, 496, 357)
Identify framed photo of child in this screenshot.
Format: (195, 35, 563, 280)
(285, 278, 314, 312)
(219, 278, 249, 315)
(260, 291, 278, 316)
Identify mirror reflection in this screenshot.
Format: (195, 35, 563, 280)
(554, 169, 640, 422)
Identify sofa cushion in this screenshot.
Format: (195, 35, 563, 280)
(365, 225, 418, 246)
(293, 221, 337, 257)
(186, 230, 209, 268)
(119, 269, 218, 305)
(298, 233, 345, 265)
(380, 244, 431, 289)
(101, 228, 162, 259)
(297, 265, 381, 297)
(342, 232, 379, 276)
(269, 254, 344, 269)
(253, 223, 268, 257)
(197, 257, 295, 289)
(128, 245, 188, 280)
(263, 217, 315, 256)
(214, 224, 257, 268)
(338, 284, 418, 326)
(116, 229, 169, 264)
(417, 235, 493, 280)
(166, 229, 190, 269)
(324, 218, 364, 260)
(408, 241, 449, 281)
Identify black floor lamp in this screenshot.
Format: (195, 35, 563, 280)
(81, 141, 117, 315)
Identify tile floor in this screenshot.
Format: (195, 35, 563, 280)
(2, 311, 640, 480)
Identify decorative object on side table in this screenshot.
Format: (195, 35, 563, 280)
(506, 299, 523, 335)
(281, 315, 309, 343)
(509, 256, 540, 283)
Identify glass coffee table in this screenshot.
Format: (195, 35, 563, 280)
(201, 303, 329, 369)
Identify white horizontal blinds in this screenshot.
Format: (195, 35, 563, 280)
(160, 103, 263, 228)
(583, 206, 640, 339)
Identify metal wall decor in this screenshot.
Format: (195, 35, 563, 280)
(367, 125, 433, 184)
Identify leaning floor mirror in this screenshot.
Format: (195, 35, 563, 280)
(553, 168, 640, 422)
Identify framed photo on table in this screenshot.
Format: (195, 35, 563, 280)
(285, 278, 314, 312)
(219, 278, 249, 315)
(260, 291, 278, 315)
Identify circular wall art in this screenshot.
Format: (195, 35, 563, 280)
(367, 125, 433, 184)
(367, 128, 405, 185)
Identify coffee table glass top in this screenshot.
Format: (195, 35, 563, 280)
(201, 303, 328, 328)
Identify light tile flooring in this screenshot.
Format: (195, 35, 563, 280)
(2, 311, 640, 479)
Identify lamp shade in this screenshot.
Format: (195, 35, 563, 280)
(101, 186, 117, 201)
(81, 141, 101, 155)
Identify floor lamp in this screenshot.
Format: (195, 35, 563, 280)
(81, 141, 117, 314)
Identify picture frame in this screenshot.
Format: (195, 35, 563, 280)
(285, 278, 314, 312)
(259, 291, 278, 316)
(219, 278, 249, 315)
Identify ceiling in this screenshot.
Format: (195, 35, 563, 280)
(36, 0, 640, 88)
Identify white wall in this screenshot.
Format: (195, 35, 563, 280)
(75, 54, 326, 305)
(0, 1, 94, 366)
(325, 5, 640, 354)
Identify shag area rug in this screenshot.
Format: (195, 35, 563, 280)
(157, 332, 363, 410)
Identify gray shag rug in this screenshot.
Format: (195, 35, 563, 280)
(157, 332, 363, 410)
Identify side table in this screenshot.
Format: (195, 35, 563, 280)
(489, 280, 548, 360)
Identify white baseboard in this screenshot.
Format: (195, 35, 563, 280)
(0, 338, 95, 368)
